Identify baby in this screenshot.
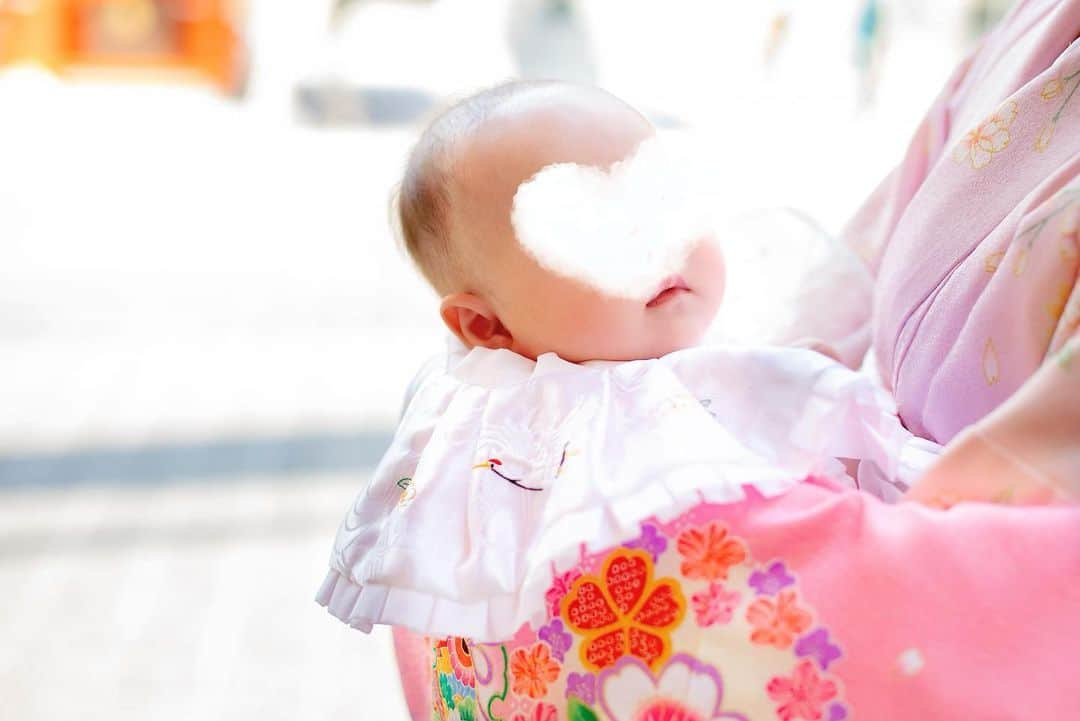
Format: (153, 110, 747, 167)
(318, 81, 1080, 721)
(395, 79, 726, 363)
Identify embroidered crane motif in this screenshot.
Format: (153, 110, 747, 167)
(472, 458, 544, 492)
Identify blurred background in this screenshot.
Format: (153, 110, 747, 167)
(0, 1, 1011, 718)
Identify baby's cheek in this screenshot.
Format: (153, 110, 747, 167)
(511, 289, 590, 358)
(563, 304, 624, 354)
(688, 237, 726, 304)
(555, 297, 640, 361)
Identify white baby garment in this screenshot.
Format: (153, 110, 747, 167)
(317, 341, 937, 641)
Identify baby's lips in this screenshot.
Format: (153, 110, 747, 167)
(645, 274, 691, 307)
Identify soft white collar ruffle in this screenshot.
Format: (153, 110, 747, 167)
(317, 342, 930, 641)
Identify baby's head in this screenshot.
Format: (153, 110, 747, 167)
(396, 80, 725, 362)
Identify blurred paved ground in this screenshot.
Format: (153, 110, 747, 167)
(0, 474, 408, 721)
(0, 1, 971, 719)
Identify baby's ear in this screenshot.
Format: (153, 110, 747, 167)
(440, 293, 514, 350)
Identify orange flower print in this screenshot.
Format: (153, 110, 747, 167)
(747, 590, 812, 649)
(1047, 283, 1072, 324)
(983, 337, 1000, 386)
(510, 642, 561, 699)
(984, 249, 1006, 273)
(1042, 74, 1064, 100)
(561, 549, 686, 672)
(1035, 122, 1055, 152)
(676, 521, 747, 581)
(1036, 67, 1080, 152)
(952, 100, 1017, 169)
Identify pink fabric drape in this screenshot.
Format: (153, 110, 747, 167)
(844, 0, 1080, 447)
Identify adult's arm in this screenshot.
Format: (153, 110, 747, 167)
(909, 335, 1080, 506)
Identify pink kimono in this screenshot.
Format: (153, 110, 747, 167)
(846, 0, 1080, 503)
(403, 480, 1080, 720)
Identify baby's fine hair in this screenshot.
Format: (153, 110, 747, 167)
(393, 79, 559, 295)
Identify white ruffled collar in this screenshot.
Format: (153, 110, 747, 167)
(445, 334, 629, 388)
(318, 341, 930, 641)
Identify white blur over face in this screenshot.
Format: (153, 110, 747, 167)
(511, 134, 720, 302)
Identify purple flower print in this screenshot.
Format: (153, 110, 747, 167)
(538, 619, 572, 662)
(624, 523, 668, 562)
(795, 628, 843, 671)
(749, 560, 795, 596)
(565, 671, 596, 705)
(827, 702, 849, 721)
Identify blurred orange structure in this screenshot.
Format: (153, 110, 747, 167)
(0, 0, 246, 94)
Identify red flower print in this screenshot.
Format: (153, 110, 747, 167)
(691, 582, 741, 627)
(747, 590, 812, 649)
(533, 702, 559, 721)
(767, 659, 839, 720)
(561, 549, 686, 672)
(637, 699, 706, 721)
(676, 522, 747, 581)
(510, 642, 561, 699)
(448, 636, 475, 685)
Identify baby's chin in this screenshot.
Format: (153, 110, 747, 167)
(635, 306, 721, 358)
(563, 326, 709, 362)
(637, 332, 707, 359)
